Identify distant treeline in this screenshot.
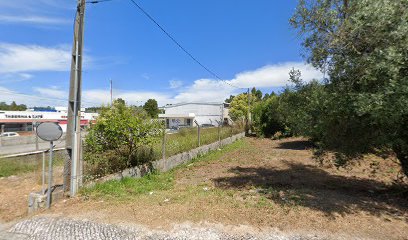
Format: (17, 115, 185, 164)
(0, 101, 27, 111)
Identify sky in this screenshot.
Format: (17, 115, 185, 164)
(0, 0, 322, 107)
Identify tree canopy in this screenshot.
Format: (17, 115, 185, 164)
(0, 101, 27, 111)
(143, 99, 160, 118)
(288, 0, 408, 175)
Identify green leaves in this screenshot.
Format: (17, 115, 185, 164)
(84, 99, 162, 178)
(290, 0, 408, 175)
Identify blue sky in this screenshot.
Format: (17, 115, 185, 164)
(0, 0, 322, 107)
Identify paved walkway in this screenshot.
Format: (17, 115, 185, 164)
(0, 217, 328, 240)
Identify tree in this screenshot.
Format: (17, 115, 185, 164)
(0, 101, 27, 111)
(291, 0, 408, 176)
(225, 95, 235, 103)
(84, 99, 162, 177)
(143, 99, 160, 118)
(251, 87, 263, 100)
(252, 94, 285, 137)
(229, 93, 257, 122)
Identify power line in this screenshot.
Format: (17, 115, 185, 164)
(0, 89, 100, 106)
(127, 0, 243, 90)
(0, 89, 149, 106)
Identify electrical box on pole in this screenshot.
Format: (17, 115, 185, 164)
(65, 0, 86, 197)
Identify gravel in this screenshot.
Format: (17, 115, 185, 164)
(2, 217, 333, 240)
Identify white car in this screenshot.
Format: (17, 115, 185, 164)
(0, 132, 20, 137)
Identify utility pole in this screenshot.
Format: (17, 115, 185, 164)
(65, 0, 86, 197)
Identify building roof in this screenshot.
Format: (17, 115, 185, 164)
(162, 102, 225, 109)
(158, 113, 196, 118)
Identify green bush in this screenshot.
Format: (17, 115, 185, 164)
(84, 100, 161, 180)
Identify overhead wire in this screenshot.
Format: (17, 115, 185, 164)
(127, 0, 244, 90)
(0, 89, 101, 106)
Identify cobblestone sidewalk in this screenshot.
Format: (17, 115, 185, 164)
(1, 217, 330, 240)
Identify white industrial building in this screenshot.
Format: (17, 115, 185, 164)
(159, 102, 230, 129)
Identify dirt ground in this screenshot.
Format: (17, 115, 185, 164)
(2, 137, 408, 239)
(0, 165, 64, 222)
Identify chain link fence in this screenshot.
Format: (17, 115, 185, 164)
(82, 125, 245, 182)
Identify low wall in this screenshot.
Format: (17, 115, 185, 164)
(0, 134, 66, 146)
(86, 132, 245, 186)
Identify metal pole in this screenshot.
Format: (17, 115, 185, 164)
(162, 124, 166, 160)
(216, 120, 221, 148)
(42, 151, 46, 195)
(198, 125, 200, 147)
(47, 141, 54, 209)
(247, 88, 252, 135)
(66, 0, 86, 196)
(34, 124, 39, 151)
(0, 124, 3, 147)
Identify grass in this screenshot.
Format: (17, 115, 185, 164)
(0, 152, 65, 177)
(154, 126, 243, 158)
(81, 139, 246, 200)
(83, 125, 244, 180)
(0, 159, 38, 177)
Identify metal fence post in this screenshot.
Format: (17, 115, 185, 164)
(162, 127, 166, 160)
(47, 141, 54, 209)
(198, 125, 201, 147)
(194, 120, 200, 147)
(42, 151, 46, 194)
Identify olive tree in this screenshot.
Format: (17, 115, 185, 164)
(291, 0, 408, 176)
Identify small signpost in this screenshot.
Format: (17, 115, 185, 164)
(36, 122, 63, 208)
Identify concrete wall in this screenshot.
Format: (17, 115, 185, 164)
(0, 134, 66, 146)
(86, 132, 245, 187)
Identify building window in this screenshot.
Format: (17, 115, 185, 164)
(186, 118, 191, 126)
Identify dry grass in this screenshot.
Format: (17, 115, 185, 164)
(4, 137, 408, 239)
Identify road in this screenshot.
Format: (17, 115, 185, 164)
(0, 140, 66, 156)
(0, 217, 328, 240)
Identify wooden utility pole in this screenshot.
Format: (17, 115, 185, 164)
(65, 0, 86, 196)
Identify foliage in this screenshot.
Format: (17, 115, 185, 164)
(225, 95, 235, 103)
(143, 99, 160, 118)
(252, 94, 285, 137)
(229, 93, 257, 122)
(290, 0, 408, 175)
(84, 99, 162, 178)
(251, 87, 263, 100)
(156, 125, 244, 158)
(0, 101, 27, 111)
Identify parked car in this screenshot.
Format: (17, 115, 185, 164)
(0, 132, 20, 137)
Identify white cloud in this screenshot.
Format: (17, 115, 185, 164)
(0, 73, 33, 84)
(229, 62, 322, 88)
(0, 43, 71, 73)
(82, 89, 174, 107)
(171, 62, 322, 103)
(0, 62, 322, 108)
(141, 73, 150, 80)
(0, 15, 69, 25)
(0, 86, 66, 107)
(173, 79, 235, 103)
(33, 87, 67, 99)
(169, 80, 183, 89)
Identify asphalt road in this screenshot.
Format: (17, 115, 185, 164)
(0, 140, 66, 156)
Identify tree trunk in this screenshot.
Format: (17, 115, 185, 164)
(393, 143, 408, 177)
